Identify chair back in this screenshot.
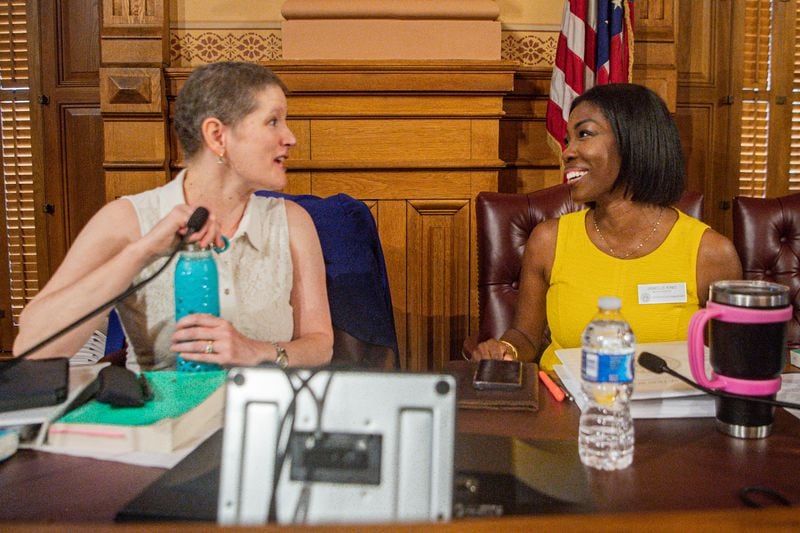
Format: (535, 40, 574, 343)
(476, 184, 704, 342)
(258, 191, 400, 368)
(732, 193, 800, 346)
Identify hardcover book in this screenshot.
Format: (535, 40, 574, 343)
(47, 370, 225, 454)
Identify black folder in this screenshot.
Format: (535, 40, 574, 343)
(0, 358, 69, 413)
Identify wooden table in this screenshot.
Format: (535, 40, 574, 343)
(1, 377, 799, 529)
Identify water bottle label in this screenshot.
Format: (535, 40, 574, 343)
(581, 350, 635, 383)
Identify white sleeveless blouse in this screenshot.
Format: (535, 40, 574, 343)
(117, 170, 294, 371)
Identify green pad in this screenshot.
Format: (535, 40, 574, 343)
(58, 371, 226, 427)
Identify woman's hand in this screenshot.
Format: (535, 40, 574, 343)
(170, 313, 271, 367)
(138, 205, 224, 262)
(468, 338, 518, 361)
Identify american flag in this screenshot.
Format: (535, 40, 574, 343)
(546, 0, 634, 155)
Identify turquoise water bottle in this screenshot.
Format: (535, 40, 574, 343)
(174, 243, 221, 372)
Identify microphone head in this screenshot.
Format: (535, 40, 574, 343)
(638, 351, 668, 374)
(185, 207, 209, 237)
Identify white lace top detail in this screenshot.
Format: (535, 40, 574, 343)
(117, 170, 294, 371)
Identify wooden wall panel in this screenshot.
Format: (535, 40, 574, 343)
(499, 70, 561, 193)
(676, 0, 735, 235)
(38, 0, 104, 281)
(63, 106, 104, 243)
(103, 120, 166, 166)
(377, 200, 408, 367)
(406, 200, 470, 371)
(288, 120, 310, 160)
(309, 171, 473, 199)
(58, 0, 101, 85)
(677, 0, 715, 86)
(284, 171, 312, 195)
(100, 0, 170, 214)
(635, 0, 676, 41)
(676, 104, 714, 202)
(471, 120, 500, 159)
(105, 171, 167, 202)
(310, 119, 472, 161)
(289, 95, 503, 117)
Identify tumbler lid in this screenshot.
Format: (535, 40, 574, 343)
(709, 280, 790, 308)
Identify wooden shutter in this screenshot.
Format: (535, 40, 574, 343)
(737, 0, 800, 197)
(0, 0, 38, 335)
(737, 0, 772, 197)
(790, 2, 800, 190)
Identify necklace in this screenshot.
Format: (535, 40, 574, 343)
(591, 208, 664, 259)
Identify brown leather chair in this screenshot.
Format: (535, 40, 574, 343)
(476, 183, 705, 345)
(733, 193, 800, 346)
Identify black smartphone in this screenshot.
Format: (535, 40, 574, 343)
(472, 359, 523, 391)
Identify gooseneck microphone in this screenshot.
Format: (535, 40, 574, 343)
(638, 352, 800, 411)
(7, 207, 210, 367)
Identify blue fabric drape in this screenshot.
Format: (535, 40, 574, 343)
(257, 191, 399, 364)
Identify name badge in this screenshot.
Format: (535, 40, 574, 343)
(638, 282, 687, 305)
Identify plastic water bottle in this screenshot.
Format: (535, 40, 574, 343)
(174, 243, 221, 372)
(578, 296, 635, 470)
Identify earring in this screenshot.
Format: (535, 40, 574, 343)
(216, 151, 225, 165)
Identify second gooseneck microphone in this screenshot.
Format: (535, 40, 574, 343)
(638, 351, 800, 411)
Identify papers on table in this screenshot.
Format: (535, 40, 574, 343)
(554, 341, 716, 419)
(70, 330, 108, 366)
(777, 373, 800, 421)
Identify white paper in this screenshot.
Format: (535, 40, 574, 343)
(70, 330, 108, 366)
(777, 373, 800, 420)
(554, 341, 716, 419)
(556, 341, 708, 400)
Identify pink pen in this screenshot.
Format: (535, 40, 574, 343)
(539, 370, 565, 402)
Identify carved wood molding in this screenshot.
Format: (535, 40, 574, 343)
(100, 0, 169, 193)
(166, 60, 517, 94)
(100, 67, 163, 115)
(102, 0, 166, 34)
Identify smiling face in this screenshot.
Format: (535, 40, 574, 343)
(224, 85, 296, 192)
(562, 101, 623, 204)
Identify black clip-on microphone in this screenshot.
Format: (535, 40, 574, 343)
(4, 207, 210, 370)
(638, 351, 800, 411)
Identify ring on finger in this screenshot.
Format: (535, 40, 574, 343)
(204, 340, 214, 354)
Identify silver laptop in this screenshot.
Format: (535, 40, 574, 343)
(217, 367, 456, 525)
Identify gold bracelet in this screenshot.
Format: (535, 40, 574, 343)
(498, 340, 519, 360)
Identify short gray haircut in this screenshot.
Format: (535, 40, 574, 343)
(173, 61, 287, 159)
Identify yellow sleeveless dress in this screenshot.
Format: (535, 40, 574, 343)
(540, 208, 708, 370)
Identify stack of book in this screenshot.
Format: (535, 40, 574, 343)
(46, 370, 226, 455)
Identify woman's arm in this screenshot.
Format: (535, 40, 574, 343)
(696, 229, 743, 306)
(469, 219, 558, 364)
(172, 200, 333, 367)
(281, 200, 334, 365)
(14, 200, 214, 358)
